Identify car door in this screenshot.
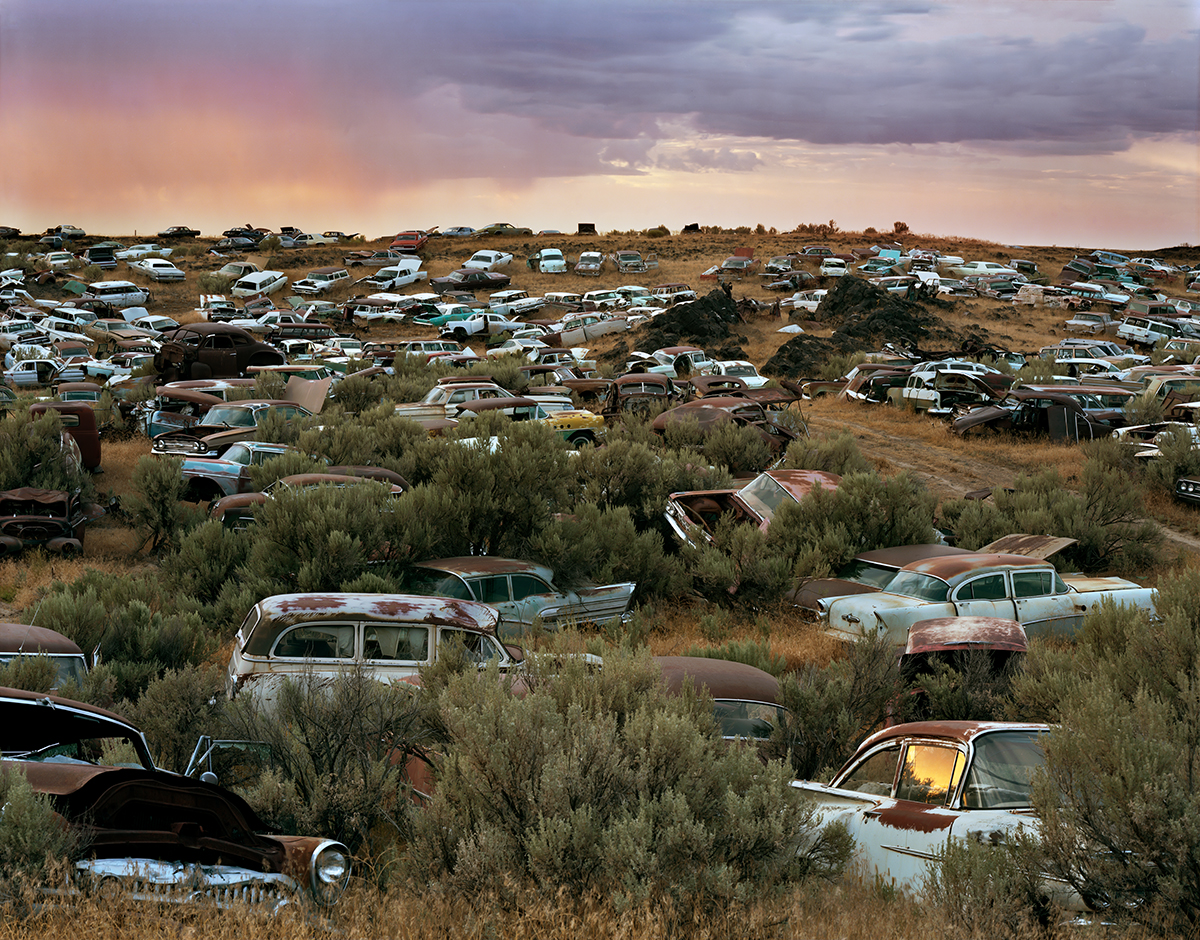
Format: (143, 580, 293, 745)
(1011, 568, 1083, 638)
(951, 572, 1018, 620)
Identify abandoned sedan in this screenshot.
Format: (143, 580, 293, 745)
(151, 400, 315, 458)
(1, 686, 351, 908)
(665, 469, 840, 549)
(400, 557, 635, 635)
(816, 552, 1157, 644)
(227, 593, 519, 699)
(652, 397, 802, 454)
(791, 721, 1084, 911)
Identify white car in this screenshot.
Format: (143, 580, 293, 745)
(115, 243, 173, 260)
(129, 314, 179, 337)
(462, 250, 513, 271)
(819, 258, 848, 277)
(293, 267, 350, 295)
(361, 262, 427, 291)
(231, 270, 288, 298)
(529, 248, 568, 273)
(131, 258, 186, 282)
(486, 337, 548, 359)
(293, 233, 338, 247)
(949, 260, 1018, 278)
(43, 251, 77, 269)
(787, 289, 827, 312)
(711, 360, 770, 388)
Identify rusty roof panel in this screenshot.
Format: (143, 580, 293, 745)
(902, 553, 1054, 580)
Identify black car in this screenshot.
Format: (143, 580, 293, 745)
(0, 226, 20, 239)
(430, 268, 512, 294)
(212, 236, 257, 252)
(157, 225, 200, 239)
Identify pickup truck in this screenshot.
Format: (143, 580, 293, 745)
(816, 551, 1157, 644)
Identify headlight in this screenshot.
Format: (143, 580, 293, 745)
(310, 840, 350, 905)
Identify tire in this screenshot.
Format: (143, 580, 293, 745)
(567, 433, 594, 449)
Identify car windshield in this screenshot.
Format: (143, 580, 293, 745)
(201, 406, 259, 428)
(881, 570, 951, 601)
(961, 730, 1045, 809)
(401, 568, 473, 601)
(737, 473, 797, 523)
(0, 653, 88, 689)
(724, 365, 756, 376)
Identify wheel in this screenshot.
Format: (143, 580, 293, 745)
(567, 433, 594, 449)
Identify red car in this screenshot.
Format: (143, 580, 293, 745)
(389, 230, 430, 252)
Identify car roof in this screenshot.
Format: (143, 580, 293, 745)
(0, 623, 83, 656)
(655, 656, 779, 705)
(415, 556, 555, 581)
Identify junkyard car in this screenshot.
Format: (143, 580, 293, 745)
(0, 623, 88, 689)
(401, 557, 636, 635)
(152, 400, 316, 458)
(815, 551, 1157, 644)
(527, 248, 568, 273)
(611, 250, 658, 274)
(791, 720, 1083, 911)
(130, 258, 186, 282)
(652, 396, 802, 454)
(343, 249, 408, 268)
(657, 656, 786, 743)
(392, 378, 512, 420)
(474, 223, 533, 237)
(626, 345, 714, 378)
(600, 373, 680, 417)
(209, 471, 407, 530)
(462, 250, 513, 271)
(953, 389, 1123, 440)
(293, 267, 350, 295)
(430, 269, 512, 294)
(157, 225, 200, 239)
(666, 469, 840, 549)
(115, 243, 172, 260)
(0, 488, 101, 556)
(153, 322, 286, 381)
(574, 252, 605, 276)
(1, 686, 351, 907)
(231, 270, 288, 298)
(179, 440, 295, 502)
(226, 592, 518, 699)
(455, 396, 606, 447)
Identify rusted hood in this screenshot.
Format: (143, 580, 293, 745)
(283, 375, 332, 414)
(976, 534, 1078, 559)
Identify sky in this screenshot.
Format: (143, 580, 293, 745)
(1, 0, 1197, 249)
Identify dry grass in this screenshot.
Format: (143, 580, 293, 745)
(0, 880, 1102, 940)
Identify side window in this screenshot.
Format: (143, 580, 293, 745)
(471, 576, 511, 604)
(510, 574, 553, 600)
(272, 623, 355, 660)
(1012, 569, 1055, 598)
(840, 745, 901, 796)
(895, 744, 965, 806)
(363, 625, 429, 662)
(956, 574, 1007, 601)
(439, 628, 502, 665)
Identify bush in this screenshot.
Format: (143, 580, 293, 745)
(701, 422, 773, 475)
(681, 638, 787, 677)
(404, 647, 851, 910)
(1015, 570, 1200, 929)
(922, 832, 1053, 937)
(768, 471, 937, 579)
(122, 664, 226, 773)
(0, 766, 84, 892)
(0, 410, 91, 495)
(766, 633, 904, 780)
(220, 668, 427, 858)
(782, 430, 874, 476)
(125, 455, 204, 553)
(939, 438, 1163, 572)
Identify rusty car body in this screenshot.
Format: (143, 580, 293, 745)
(153, 322, 286, 382)
(29, 401, 101, 470)
(816, 552, 1156, 644)
(0, 686, 351, 908)
(179, 441, 296, 502)
(953, 389, 1123, 441)
(0, 488, 102, 556)
(656, 656, 786, 743)
(665, 469, 841, 549)
(227, 593, 518, 700)
(0, 623, 88, 689)
(399, 557, 636, 635)
(791, 720, 1083, 910)
(899, 616, 1028, 689)
(208, 471, 407, 530)
(651, 396, 802, 454)
(151, 399, 316, 458)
